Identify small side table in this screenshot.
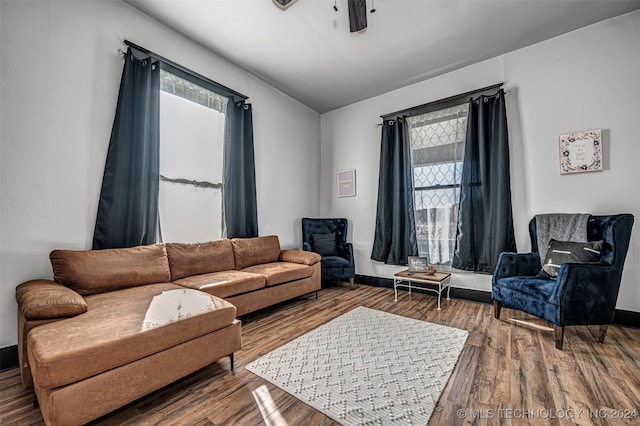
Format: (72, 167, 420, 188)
(393, 270, 452, 310)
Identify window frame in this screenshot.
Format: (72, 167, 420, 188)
(380, 84, 503, 267)
(156, 68, 230, 243)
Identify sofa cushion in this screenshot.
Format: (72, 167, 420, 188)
(241, 262, 313, 287)
(173, 270, 266, 298)
(27, 283, 236, 389)
(16, 280, 88, 320)
(166, 240, 236, 281)
(231, 236, 281, 270)
(50, 245, 171, 295)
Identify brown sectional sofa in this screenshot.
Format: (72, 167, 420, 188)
(15, 235, 321, 426)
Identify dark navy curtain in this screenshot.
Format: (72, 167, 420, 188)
(93, 48, 160, 249)
(452, 89, 516, 272)
(371, 118, 418, 265)
(223, 100, 258, 238)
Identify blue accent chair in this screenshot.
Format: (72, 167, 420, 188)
(302, 218, 355, 288)
(492, 214, 634, 349)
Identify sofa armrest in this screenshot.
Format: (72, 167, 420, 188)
(279, 249, 321, 266)
(492, 252, 540, 281)
(16, 279, 88, 320)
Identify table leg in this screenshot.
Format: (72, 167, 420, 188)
(437, 282, 442, 310)
(446, 277, 452, 300)
(394, 278, 398, 302)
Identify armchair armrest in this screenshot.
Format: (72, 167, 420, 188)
(16, 279, 88, 320)
(343, 242, 355, 266)
(493, 252, 540, 281)
(279, 249, 321, 266)
(553, 262, 618, 324)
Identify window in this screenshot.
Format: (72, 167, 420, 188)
(158, 70, 228, 243)
(408, 103, 468, 267)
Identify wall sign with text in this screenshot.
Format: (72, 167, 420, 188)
(559, 129, 603, 174)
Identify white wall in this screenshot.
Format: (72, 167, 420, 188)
(320, 10, 640, 309)
(0, 0, 321, 348)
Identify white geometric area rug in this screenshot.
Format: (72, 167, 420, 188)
(246, 306, 468, 425)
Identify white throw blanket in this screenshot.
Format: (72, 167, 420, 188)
(535, 213, 590, 264)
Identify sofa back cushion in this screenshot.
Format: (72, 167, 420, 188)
(232, 236, 281, 270)
(165, 240, 236, 281)
(50, 245, 171, 295)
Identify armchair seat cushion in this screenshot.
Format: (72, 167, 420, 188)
(493, 276, 560, 324)
(494, 276, 557, 299)
(321, 256, 351, 268)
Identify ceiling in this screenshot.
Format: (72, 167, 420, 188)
(124, 0, 640, 113)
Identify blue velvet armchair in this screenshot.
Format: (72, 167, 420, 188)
(302, 218, 355, 288)
(492, 214, 634, 349)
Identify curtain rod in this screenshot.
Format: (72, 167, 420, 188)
(381, 82, 504, 120)
(123, 40, 248, 102)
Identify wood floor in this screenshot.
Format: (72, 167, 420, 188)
(2, 284, 640, 425)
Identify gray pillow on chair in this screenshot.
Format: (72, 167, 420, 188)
(539, 239, 603, 278)
(311, 233, 338, 256)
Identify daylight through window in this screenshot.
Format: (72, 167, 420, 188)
(158, 70, 228, 243)
(409, 103, 468, 267)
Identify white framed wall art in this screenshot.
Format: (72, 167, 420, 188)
(337, 169, 356, 197)
(559, 129, 603, 174)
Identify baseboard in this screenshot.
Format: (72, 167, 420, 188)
(0, 345, 18, 372)
(355, 274, 492, 304)
(1, 278, 636, 372)
(613, 309, 640, 328)
(355, 274, 640, 328)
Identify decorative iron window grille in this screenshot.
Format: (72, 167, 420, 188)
(160, 70, 228, 113)
(408, 103, 468, 267)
